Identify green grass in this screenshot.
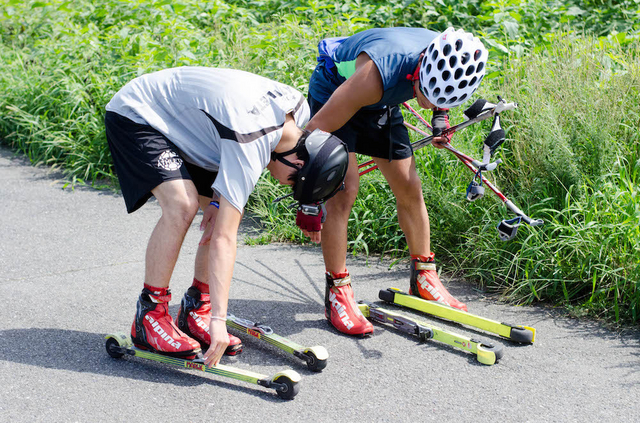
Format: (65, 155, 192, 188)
(1, 0, 639, 324)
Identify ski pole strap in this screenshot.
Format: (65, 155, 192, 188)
(482, 115, 506, 163)
(496, 216, 523, 241)
(414, 262, 436, 271)
(463, 98, 488, 119)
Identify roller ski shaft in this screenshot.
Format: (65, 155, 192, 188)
(105, 332, 301, 400)
(380, 288, 536, 344)
(358, 302, 503, 366)
(226, 314, 328, 372)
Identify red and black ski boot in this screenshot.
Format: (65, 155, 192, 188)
(176, 286, 243, 355)
(130, 287, 201, 359)
(409, 253, 468, 312)
(325, 271, 373, 336)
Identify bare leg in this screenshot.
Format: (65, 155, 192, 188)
(321, 152, 360, 273)
(193, 195, 214, 282)
(372, 156, 430, 256)
(144, 179, 200, 288)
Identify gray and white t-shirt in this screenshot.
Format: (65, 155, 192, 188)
(106, 67, 309, 212)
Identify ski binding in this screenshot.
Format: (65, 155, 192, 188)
(226, 314, 328, 372)
(380, 288, 536, 344)
(358, 302, 503, 366)
(105, 332, 301, 400)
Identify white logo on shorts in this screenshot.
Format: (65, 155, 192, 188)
(157, 150, 183, 171)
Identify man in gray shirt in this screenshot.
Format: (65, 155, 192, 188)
(105, 67, 347, 366)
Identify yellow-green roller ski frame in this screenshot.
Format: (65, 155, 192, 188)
(226, 314, 328, 372)
(358, 302, 503, 365)
(104, 332, 301, 400)
(380, 288, 536, 344)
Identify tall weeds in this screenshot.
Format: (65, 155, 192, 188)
(1, 0, 639, 323)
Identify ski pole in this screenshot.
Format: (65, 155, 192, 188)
(358, 98, 542, 240)
(357, 99, 516, 176)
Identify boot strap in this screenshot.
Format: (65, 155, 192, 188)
(415, 262, 437, 271)
(332, 275, 351, 287)
(143, 288, 172, 303)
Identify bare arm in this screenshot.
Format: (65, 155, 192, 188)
(202, 196, 242, 367)
(306, 52, 384, 132)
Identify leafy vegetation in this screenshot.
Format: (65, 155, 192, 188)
(1, 0, 639, 323)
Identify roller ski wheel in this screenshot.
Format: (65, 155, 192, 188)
(105, 332, 130, 359)
(271, 371, 301, 400)
(104, 332, 302, 400)
(298, 346, 328, 372)
(226, 314, 329, 372)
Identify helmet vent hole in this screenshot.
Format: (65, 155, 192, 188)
(426, 63, 432, 74)
(437, 59, 445, 71)
(443, 44, 452, 56)
(461, 52, 470, 65)
(428, 77, 437, 89)
(477, 62, 484, 73)
(470, 76, 478, 86)
(449, 56, 457, 68)
(433, 88, 441, 97)
(442, 70, 451, 81)
(431, 50, 438, 61)
(458, 80, 468, 89)
(445, 85, 454, 94)
(447, 96, 458, 105)
(459, 93, 467, 102)
(454, 68, 463, 80)
(428, 44, 434, 53)
(437, 97, 447, 106)
(465, 65, 476, 76)
(474, 49, 482, 61)
(455, 40, 463, 51)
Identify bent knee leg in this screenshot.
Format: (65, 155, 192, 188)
(153, 180, 201, 229)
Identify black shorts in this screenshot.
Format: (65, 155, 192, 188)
(308, 95, 413, 160)
(104, 111, 217, 213)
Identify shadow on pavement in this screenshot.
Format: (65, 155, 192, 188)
(0, 327, 291, 402)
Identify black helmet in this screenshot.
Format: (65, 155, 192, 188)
(271, 129, 348, 205)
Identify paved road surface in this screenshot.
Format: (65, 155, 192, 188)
(1, 146, 638, 422)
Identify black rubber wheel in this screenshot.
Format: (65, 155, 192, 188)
(482, 342, 504, 361)
(306, 351, 328, 372)
(105, 337, 124, 359)
(274, 375, 300, 400)
(509, 327, 534, 344)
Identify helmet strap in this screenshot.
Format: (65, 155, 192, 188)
(406, 62, 421, 98)
(270, 130, 309, 169)
(271, 153, 300, 170)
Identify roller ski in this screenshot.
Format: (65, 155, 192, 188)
(226, 314, 328, 372)
(358, 302, 503, 366)
(105, 332, 300, 400)
(380, 287, 536, 344)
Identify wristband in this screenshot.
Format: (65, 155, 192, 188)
(209, 201, 219, 209)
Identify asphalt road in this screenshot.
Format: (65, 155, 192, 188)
(1, 145, 639, 422)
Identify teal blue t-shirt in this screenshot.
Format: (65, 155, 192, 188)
(309, 27, 439, 109)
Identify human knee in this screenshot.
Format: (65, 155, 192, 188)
(162, 195, 200, 228)
(328, 183, 358, 216)
(395, 175, 425, 205)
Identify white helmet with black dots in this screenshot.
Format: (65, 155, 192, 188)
(419, 28, 488, 108)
